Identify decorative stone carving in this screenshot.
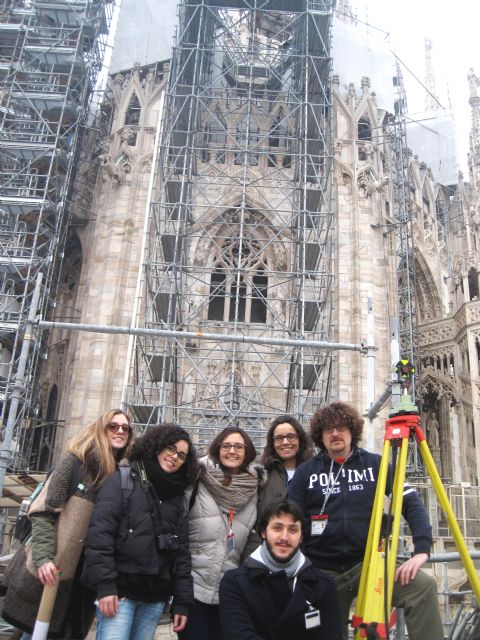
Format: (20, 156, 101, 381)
(98, 153, 125, 185)
(426, 410, 440, 449)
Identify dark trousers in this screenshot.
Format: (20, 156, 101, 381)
(178, 598, 224, 640)
(323, 562, 444, 640)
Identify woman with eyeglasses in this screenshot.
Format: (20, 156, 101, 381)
(259, 415, 313, 516)
(178, 426, 261, 640)
(2, 408, 134, 640)
(82, 424, 198, 640)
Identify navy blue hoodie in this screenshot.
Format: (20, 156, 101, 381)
(288, 447, 432, 572)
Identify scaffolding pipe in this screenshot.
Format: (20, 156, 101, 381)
(36, 320, 369, 353)
(0, 273, 43, 491)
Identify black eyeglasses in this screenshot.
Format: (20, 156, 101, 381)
(220, 443, 246, 452)
(107, 422, 132, 434)
(164, 444, 188, 463)
(273, 433, 299, 444)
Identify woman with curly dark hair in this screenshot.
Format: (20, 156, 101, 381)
(258, 415, 313, 516)
(179, 426, 262, 640)
(82, 424, 197, 640)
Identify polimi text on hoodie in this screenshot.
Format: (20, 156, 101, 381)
(308, 466, 375, 491)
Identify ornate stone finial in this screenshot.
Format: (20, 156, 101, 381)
(332, 74, 340, 86)
(468, 68, 480, 100)
(361, 76, 370, 95)
(347, 82, 356, 104)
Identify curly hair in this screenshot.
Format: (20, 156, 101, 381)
(310, 401, 364, 450)
(208, 427, 256, 485)
(130, 424, 198, 486)
(68, 408, 133, 486)
(261, 415, 313, 470)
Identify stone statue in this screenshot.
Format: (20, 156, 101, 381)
(426, 411, 440, 449)
(468, 68, 480, 100)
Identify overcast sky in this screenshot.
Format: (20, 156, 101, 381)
(356, 0, 480, 174)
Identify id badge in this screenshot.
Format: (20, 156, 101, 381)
(227, 531, 235, 552)
(305, 609, 321, 629)
(311, 514, 328, 535)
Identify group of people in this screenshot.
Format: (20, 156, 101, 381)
(1, 402, 444, 640)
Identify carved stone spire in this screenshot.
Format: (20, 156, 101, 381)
(468, 68, 480, 192)
(424, 38, 440, 111)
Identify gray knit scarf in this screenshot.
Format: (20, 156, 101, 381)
(251, 542, 306, 579)
(200, 459, 259, 512)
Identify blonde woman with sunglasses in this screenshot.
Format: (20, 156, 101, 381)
(2, 408, 133, 639)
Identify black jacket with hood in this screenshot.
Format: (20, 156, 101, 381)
(82, 459, 193, 616)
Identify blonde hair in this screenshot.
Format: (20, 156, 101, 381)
(67, 408, 133, 486)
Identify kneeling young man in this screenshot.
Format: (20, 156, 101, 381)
(219, 500, 341, 639)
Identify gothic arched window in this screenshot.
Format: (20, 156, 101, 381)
(269, 112, 288, 148)
(357, 117, 371, 141)
(208, 239, 267, 323)
(125, 93, 142, 125)
(268, 111, 290, 167)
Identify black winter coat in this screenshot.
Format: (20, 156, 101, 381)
(288, 447, 433, 572)
(219, 557, 342, 640)
(82, 463, 193, 616)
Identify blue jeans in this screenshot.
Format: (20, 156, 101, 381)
(95, 598, 165, 640)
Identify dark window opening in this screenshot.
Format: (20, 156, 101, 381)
(208, 271, 226, 321)
(468, 267, 479, 300)
(251, 275, 268, 323)
(357, 118, 371, 141)
(125, 93, 141, 125)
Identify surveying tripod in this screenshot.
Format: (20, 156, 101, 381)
(352, 384, 480, 639)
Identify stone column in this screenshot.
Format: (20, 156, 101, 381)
(438, 395, 451, 480)
(462, 273, 470, 303)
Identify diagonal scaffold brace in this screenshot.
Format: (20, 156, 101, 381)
(352, 371, 480, 639)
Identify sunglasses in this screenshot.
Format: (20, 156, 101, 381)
(107, 422, 132, 434)
(323, 425, 349, 435)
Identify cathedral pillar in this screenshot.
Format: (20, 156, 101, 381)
(462, 274, 470, 303)
(456, 403, 468, 483)
(438, 396, 451, 480)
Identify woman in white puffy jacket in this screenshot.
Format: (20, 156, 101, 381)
(179, 426, 262, 640)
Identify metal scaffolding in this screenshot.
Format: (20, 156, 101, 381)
(124, 0, 336, 445)
(389, 58, 418, 388)
(388, 58, 422, 474)
(0, 0, 114, 470)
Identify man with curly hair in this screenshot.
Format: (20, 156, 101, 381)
(288, 401, 443, 640)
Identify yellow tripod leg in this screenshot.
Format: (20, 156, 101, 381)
(354, 440, 392, 638)
(418, 439, 480, 604)
(354, 438, 409, 638)
(386, 438, 409, 608)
